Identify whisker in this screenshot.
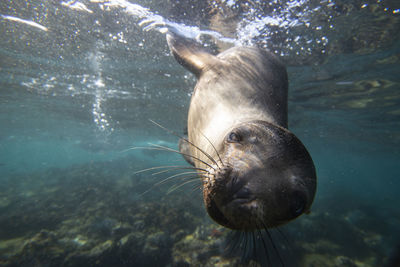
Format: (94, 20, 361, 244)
(190, 183, 203, 194)
(199, 130, 224, 167)
(133, 165, 209, 175)
(243, 231, 249, 261)
(154, 171, 200, 186)
(139, 172, 203, 197)
(149, 143, 216, 171)
(257, 228, 270, 267)
(253, 230, 262, 266)
(226, 230, 242, 258)
(167, 178, 201, 194)
(128, 144, 215, 171)
(275, 228, 292, 253)
(149, 119, 220, 169)
(120, 146, 161, 153)
(151, 168, 201, 176)
(249, 231, 256, 263)
(263, 224, 285, 267)
(239, 231, 246, 260)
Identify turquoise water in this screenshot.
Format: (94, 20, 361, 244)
(1, 0, 400, 266)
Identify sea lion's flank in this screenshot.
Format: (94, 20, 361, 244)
(167, 33, 316, 231)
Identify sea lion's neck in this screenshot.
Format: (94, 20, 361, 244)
(187, 48, 288, 166)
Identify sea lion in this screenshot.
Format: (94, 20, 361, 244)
(167, 33, 316, 231)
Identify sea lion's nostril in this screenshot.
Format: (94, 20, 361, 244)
(226, 172, 246, 195)
(234, 187, 252, 199)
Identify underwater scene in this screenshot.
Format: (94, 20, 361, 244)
(1, 0, 400, 266)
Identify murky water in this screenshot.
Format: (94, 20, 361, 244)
(0, 0, 399, 266)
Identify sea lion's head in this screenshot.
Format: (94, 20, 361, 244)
(203, 120, 316, 230)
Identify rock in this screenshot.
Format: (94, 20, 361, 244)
(172, 225, 240, 266)
(14, 230, 68, 267)
(334, 255, 357, 267)
(63, 240, 115, 267)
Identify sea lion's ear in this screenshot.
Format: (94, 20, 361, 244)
(166, 33, 217, 78)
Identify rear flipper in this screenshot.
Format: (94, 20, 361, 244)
(178, 135, 195, 166)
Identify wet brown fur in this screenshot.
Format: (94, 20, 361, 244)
(167, 33, 316, 231)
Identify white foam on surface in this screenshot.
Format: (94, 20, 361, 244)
(1, 14, 48, 31)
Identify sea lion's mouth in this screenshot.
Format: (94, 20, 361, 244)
(203, 165, 262, 230)
(227, 178, 257, 207)
(232, 186, 253, 202)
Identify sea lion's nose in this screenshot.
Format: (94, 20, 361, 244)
(233, 186, 252, 200)
(225, 171, 245, 194)
(222, 170, 253, 203)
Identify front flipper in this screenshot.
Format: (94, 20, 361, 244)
(166, 32, 218, 78)
(178, 137, 195, 166)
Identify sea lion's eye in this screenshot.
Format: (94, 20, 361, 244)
(227, 132, 241, 143)
(290, 191, 306, 217)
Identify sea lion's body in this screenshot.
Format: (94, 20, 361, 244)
(167, 33, 316, 231)
(187, 46, 288, 165)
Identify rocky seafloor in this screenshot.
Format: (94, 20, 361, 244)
(0, 155, 398, 267)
